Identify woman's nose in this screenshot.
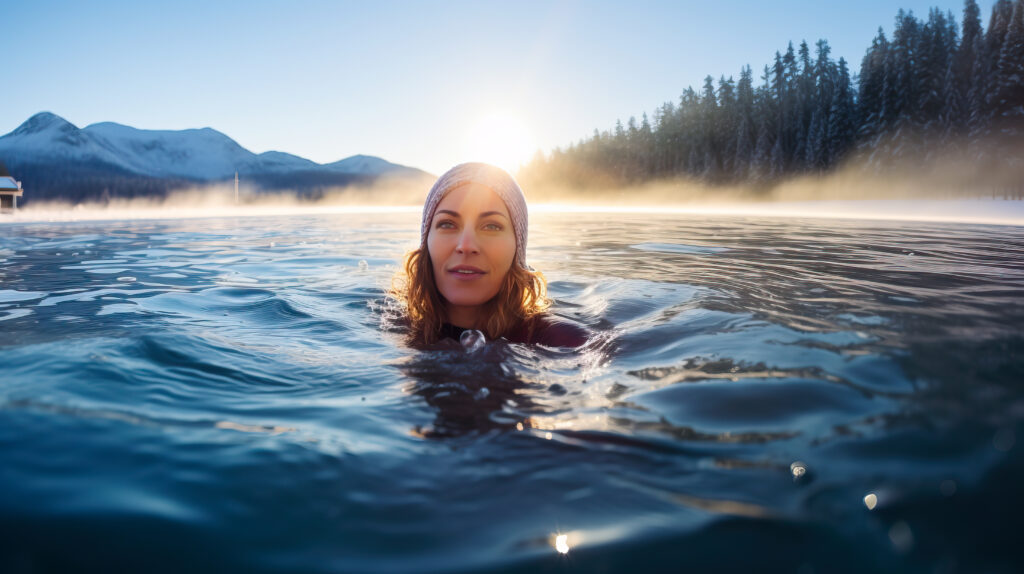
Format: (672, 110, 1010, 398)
(455, 228, 479, 254)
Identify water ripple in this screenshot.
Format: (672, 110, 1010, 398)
(1, 211, 1022, 572)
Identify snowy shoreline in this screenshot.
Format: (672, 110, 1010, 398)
(2, 199, 1023, 227)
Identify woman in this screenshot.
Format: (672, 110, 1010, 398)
(392, 162, 588, 347)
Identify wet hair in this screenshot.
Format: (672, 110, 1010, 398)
(391, 245, 550, 345)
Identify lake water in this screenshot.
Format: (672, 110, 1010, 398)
(1, 210, 1022, 573)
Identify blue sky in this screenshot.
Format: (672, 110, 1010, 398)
(4, 0, 996, 174)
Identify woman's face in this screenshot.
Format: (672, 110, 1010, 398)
(427, 183, 517, 324)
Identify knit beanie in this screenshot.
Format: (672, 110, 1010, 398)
(420, 162, 530, 270)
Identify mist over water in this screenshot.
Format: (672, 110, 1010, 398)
(1, 210, 1023, 573)
(7, 160, 1024, 227)
(6, 193, 1024, 228)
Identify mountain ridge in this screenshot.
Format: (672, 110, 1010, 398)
(0, 112, 433, 204)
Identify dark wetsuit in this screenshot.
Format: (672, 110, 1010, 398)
(439, 314, 590, 348)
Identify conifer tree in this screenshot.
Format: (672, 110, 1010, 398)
(734, 66, 756, 179)
(992, 0, 1024, 155)
(858, 28, 889, 148)
(982, 1, 1015, 131)
(828, 57, 857, 164)
(519, 1, 1020, 194)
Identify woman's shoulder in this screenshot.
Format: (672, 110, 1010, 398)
(506, 313, 590, 348)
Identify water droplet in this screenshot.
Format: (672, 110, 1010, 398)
(358, 260, 369, 271)
(459, 329, 485, 351)
(863, 493, 878, 510)
(790, 461, 808, 480)
(516, 422, 524, 431)
(554, 534, 570, 554)
(545, 432, 552, 440)
(474, 387, 490, 400)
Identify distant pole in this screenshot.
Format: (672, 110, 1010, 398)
(234, 171, 239, 204)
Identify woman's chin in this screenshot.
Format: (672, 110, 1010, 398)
(441, 291, 495, 309)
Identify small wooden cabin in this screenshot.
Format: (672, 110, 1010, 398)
(0, 161, 22, 213)
(0, 175, 22, 213)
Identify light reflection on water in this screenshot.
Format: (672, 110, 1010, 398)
(0, 211, 1023, 573)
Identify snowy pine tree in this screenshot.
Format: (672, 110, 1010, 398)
(828, 58, 857, 166)
(993, 0, 1024, 140)
(517, 1, 1019, 194)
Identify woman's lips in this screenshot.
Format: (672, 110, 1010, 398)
(447, 265, 486, 280)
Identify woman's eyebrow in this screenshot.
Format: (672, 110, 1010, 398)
(435, 210, 508, 220)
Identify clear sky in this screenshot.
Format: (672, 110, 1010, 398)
(4, 0, 996, 175)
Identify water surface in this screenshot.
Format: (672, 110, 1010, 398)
(1, 211, 1022, 573)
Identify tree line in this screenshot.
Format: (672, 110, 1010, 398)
(520, 0, 1024, 195)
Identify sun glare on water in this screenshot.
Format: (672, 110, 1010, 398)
(463, 112, 536, 175)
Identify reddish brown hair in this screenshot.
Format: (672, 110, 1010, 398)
(392, 246, 550, 345)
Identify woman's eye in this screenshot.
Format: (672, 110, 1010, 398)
(483, 222, 503, 231)
(436, 220, 455, 229)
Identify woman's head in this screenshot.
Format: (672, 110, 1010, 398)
(419, 163, 530, 270)
(394, 163, 549, 343)
(427, 182, 517, 314)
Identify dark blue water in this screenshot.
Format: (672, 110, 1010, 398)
(1, 210, 1022, 573)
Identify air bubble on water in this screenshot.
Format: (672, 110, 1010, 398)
(460, 329, 486, 351)
(790, 461, 810, 483)
(358, 260, 369, 271)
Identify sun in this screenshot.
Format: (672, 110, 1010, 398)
(463, 112, 536, 175)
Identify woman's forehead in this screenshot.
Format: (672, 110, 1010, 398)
(435, 183, 509, 216)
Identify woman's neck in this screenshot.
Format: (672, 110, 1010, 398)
(445, 304, 483, 330)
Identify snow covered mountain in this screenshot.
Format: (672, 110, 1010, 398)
(324, 154, 409, 175)
(83, 121, 257, 179)
(0, 112, 138, 172)
(0, 112, 430, 202)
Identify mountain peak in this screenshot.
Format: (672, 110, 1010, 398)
(1, 112, 427, 187)
(13, 112, 78, 136)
